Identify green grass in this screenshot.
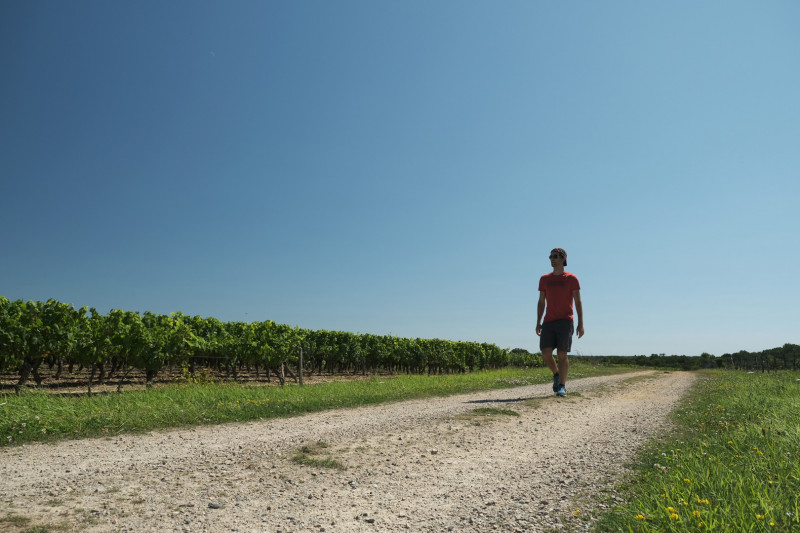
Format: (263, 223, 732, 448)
(1, 363, 631, 446)
(0, 514, 69, 533)
(0, 515, 31, 528)
(596, 370, 800, 532)
(292, 441, 346, 470)
(471, 407, 521, 417)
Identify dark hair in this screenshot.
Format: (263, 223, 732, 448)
(551, 248, 567, 266)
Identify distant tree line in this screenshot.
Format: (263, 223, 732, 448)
(573, 353, 719, 371)
(572, 344, 799, 372)
(717, 344, 800, 372)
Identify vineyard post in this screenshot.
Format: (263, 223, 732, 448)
(298, 346, 303, 386)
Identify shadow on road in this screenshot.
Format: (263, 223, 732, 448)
(465, 396, 549, 404)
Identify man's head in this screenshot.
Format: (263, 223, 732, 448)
(549, 248, 567, 266)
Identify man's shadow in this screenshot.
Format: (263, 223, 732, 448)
(465, 395, 549, 404)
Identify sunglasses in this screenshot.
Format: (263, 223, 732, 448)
(549, 254, 563, 259)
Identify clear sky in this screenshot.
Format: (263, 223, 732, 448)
(2, 1, 798, 357)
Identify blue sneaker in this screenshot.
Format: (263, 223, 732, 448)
(552, 373, 560, 393)
(556, 384, 567, 397)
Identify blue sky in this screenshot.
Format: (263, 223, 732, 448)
(2, 1, 798, 356)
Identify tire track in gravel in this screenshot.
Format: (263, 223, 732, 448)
(0, 370, 695, 533)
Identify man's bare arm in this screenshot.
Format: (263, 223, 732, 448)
(573, 289, 584, 338)
(536, 291, 546, 336)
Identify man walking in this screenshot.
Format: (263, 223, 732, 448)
(536, 248, 584, 397)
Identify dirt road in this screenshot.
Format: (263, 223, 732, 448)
(0, 370, 695, 533)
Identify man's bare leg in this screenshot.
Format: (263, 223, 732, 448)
(557, 349, 569, 385)
(541, 348, 558, 375)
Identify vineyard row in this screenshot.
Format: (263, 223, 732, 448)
(0, 297, 528, 392)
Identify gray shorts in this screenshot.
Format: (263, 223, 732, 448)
(540, 319, 574, 352)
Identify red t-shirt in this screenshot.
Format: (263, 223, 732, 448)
(539, 272, 580, 323)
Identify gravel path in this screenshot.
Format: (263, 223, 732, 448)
(0, 370, 695, 533)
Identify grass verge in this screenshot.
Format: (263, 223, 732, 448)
(595, 370, 800, 532)
(1, 363, 632, 447)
